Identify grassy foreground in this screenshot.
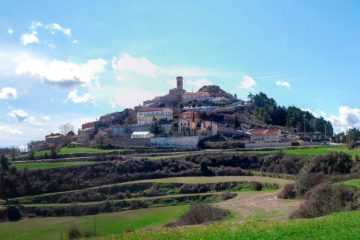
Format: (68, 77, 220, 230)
(111, 210, 360, 240)
(0, 206, 187, 240)
(13, 161, 96, 170)
(19, 147, 127, 159)
(248, 145, 360, 157)
(342, 179, 360, 190)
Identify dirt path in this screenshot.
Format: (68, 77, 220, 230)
(219, 191, 301, 222)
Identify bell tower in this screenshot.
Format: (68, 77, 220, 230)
(176, 76, 183, 90)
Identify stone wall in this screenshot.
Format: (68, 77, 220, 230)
(105, 137, 150, 148)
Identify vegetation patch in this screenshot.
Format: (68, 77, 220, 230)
(13, 161, 96, 170)
(117, 210, 360, 240)
(342, 178, 360, 190)
(166, 204, 230, 227)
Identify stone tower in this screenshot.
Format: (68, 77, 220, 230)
(176, 76, 183, 90)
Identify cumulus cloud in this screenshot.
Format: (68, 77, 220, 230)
(328, 106, 360, 133)
(238, 75, 256, 90)
(0, 87, 18, 100)
(185, 78, 212, 90)
(15, 56, 107, 88)
(67, 89, 95, 104)
(112, 53, 158, 80)
(8, 109, 30, 122)
(276, 81, 291, 89)
(21, 31, 39, 45)
(0, 125, 22, 135)
(112, 53, 218, 82)
(46, 23, 71, 36)
(7, 28, 14, 35)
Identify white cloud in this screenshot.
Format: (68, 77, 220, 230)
(15, 55, 107, 88)
(185, 78, 212, 90)
(328, 106, 360, 133)
(238, 75, 256, 90)
(46, 23, 71, 36)
(8, 109, 30, 122)
(72, 39, 78, 44)
(67, 89, 95, 104)
(30, 21, 43, 30)
(276, 81, 291, 89)
(112, 53, 158, 80)
(21, 31, 39, 45)
(7, 28, 14, 35)
(0, 125, 22, 135)
(0, 87, 18, 100)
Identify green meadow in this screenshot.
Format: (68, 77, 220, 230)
(0, 206, 187, 240)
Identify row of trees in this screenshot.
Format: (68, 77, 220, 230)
(247, 92, 334, 136)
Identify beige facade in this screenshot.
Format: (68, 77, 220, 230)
(137, 107, 173, 125)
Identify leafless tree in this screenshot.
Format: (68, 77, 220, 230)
(59, 123, 74, 135)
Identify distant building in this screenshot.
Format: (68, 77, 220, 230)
(82, 121, 96, 130)
(111, 124, 150, 137)
(29, 140, 48, 152)
(249, 129, 281, 143)
(78, 127, 96, 144)
(131, 131, 154, 139)
(45, 133, 65, 145)
(137, 107, 173, 125)
(182, 91, 210, 102)
(180, 111, 201, 122)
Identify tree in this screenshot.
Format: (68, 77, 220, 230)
(149, 118, 164, 135)
(7, 206, 22, 221)
(0, 154, 9, 171)
(59, 123, 74, 135)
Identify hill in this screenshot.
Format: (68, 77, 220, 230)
(198, 85, 235, 99)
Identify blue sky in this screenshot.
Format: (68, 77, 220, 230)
(1, 0, 360, 147)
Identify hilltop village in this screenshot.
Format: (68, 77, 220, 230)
(29, 76, 332, 152)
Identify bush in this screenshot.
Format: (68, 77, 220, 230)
(7, 206, 22, 222)
(294, 171, 325, 197)
(169, 204, 230, 227)
(308, 152, 353, 175)
(278, 184, 296, 199)
(291, 183, 359, 219)
(220, 192, 237, 201)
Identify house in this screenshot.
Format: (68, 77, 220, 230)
(131, 131, 154, 139)
(137, 107, 173, 125)
(249, 129, 281, 143)
(111, 124, 150, 137)
(45, 133, 65, 145)
(78, 127, 96, 144)
(180, 111, 201, 122)
(29, 140, 49, 152)
(182, 91, 210, 102)
(82, 121, 96, 130)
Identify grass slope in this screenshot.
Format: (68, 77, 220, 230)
(248, 145, 360, 157)
(18, 147, 127, 159)
(13, 161, 96, 170)
(342, 179, 360, 190)
(116, 210, 360, 240)
(0, 206, 187, 240)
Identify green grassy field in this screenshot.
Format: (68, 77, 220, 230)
(245, 145, 360, 157)
(0, 206, 187, 240)
(13, 161, 96, 170)
(18, 147, 127, 159)
(113, 210, 360, 240)
(342, 179, 360, 190)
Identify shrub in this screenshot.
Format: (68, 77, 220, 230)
(220, 192, 237, 201)
(7, 206, 22, 222)
(291, 183, 359, 219)
(278, 184, 296, 199)
(294, 171, 325, 197)
(169, 204, 230, 227)
(308, 152, 353, 175)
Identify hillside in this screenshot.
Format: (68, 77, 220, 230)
(93, 210, 360, 240)
(198, 85, 235, 99)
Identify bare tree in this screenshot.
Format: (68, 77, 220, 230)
(59, 123, 74, 135)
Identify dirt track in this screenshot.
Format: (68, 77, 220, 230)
(219, 191, 301, 222)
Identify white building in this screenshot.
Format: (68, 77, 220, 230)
(131, 131, 155, 139)
(137, 107, 173, 125)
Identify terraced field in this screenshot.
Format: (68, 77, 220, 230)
(12, 161, 96, 170)
(116, 210, 360, 240)
(0, 206, 187, 240)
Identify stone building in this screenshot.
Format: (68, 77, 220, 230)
(137, 107, 173, 125)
